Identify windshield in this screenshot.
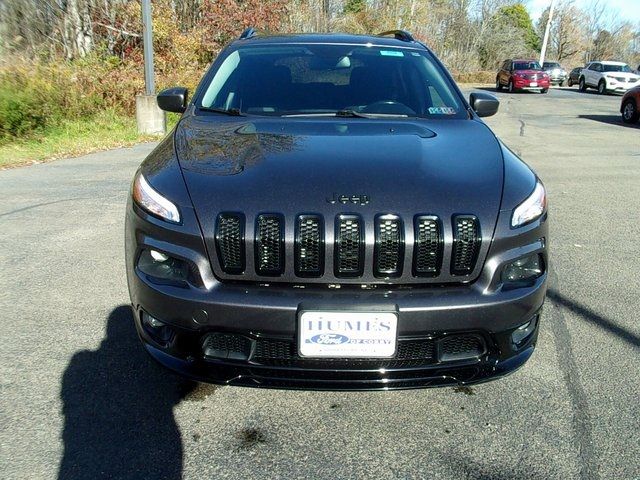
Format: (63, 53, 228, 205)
(198, 44, 465, 119)
(603, 64, 632, 73)
(514, 62, 541, 70)
(544, 62, 560, 69)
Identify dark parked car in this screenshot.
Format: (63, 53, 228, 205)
(126, 29, 548, 390)
(496, 59, 551, 93)
(567, 67, 582, 87)
(542, 61, 567, 86)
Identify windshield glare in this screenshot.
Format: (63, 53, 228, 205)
(514, 62, 541, 70)
(199, 44, 465, 118)
(603, 64, 631, 73)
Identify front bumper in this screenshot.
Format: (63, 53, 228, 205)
(129, 255, 546, 389)
(513, 79, 551, 91)
(606, 81, 638, 93)
(548, 74, 567, 84)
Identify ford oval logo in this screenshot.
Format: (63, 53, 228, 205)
(310, 334, 350, 345)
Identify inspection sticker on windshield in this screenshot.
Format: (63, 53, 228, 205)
(299, 311, 397, 358)
(380, 50, 404, 57)
(428, 106, 457, 115)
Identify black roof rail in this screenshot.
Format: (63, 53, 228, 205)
(377, 30, 415, 42)
(239, 27, 257, 40)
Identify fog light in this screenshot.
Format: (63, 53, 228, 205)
(141, 311, 174, 345)
(512, 317, 537, 346)
(502, 253, 543, 284)
(150, 249, 169, 262)
(144, 313, 164, 328)
(138, 249, 189, 283)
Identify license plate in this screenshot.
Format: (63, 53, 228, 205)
(299, 311, 398, 358)
(530, 82, 538, 87)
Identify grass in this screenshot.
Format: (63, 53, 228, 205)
(0, 110, 179, 169)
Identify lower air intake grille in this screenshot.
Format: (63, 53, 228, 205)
(438, 334, 486, 361)
(255, 214, 284, 275)
(335, 214, 364, 277)
(295, 215, 324, 277)
(451, 215, 481, 275)
(413, 216, 442, 276)
(374, 215, 403, 277)
(203, 333, 252, 361)
(215, 213, 245, 274)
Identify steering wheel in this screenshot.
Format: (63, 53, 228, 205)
(361, 100, 416, 115)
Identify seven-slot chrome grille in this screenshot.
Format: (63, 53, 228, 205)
(213, 213, 482, 282)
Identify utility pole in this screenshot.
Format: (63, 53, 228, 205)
(141, 0, 155, 96)
(539, 0, 556, 66)
(135, 0, 166, 134)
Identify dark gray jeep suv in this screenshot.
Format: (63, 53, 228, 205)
(125, 29, 548, 390)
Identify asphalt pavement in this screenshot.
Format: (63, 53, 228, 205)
(0, 86, 638, 480)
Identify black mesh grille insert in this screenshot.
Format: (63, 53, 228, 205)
(438, 334, 486, 361)
(335, 215, 364, 277)
(255, 214, 284, 275)
(374, 215, 403, 277)
(451, 215, 481, 275)
(215, 213, 245, 274)
(413, 216, 443, 276)
(251, 337, 436, 368)
(202, 333, 253, 361)
(295, 215, 324, 277)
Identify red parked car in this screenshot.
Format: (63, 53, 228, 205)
(496, 59, 551, 93)
(621, 85, 640, 124)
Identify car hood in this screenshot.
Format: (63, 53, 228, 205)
(174, 115, 504, 228)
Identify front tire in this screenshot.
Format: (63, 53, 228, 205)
(559, 81, 564, 87)
(622, 99, 639, 124)
(496, 77, 502, 91)
(568, 78, 573, 87)
(541, 88, 548, 94)
(598, 80, 607, 95)
(579, 77, 587, 92)
(508, 80, 515, 93)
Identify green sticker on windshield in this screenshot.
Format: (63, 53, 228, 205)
(428, 107, 457, 115)
(380, 50, 404, 57)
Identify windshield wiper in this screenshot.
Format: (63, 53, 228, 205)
(336, 110, 409, 118)
(335, 109, 371, 118)
(200, 107, 244, 116)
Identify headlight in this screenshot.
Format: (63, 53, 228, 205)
(511, 181, 546, 228)
(132, 172, 181, 223)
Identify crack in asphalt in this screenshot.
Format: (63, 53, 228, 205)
(0, 199, 82, 218)
(519, 119, 526, 136)
(547, 269, 598, 480)
(0, 195, 120, 218)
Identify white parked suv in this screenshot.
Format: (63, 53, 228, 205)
(579, 61, 640, 94)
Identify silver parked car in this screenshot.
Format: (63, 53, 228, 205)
(542, 61, 567, 86)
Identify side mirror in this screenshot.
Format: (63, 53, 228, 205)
(469, 92, 499, 118)
(157, 87, 188, 113)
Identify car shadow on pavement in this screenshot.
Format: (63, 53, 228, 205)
(58, 305, 196, 480)
(547, 289, 640, 348)
(577, 114, 639, 128)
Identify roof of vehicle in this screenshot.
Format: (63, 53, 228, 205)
(588, 60, 628, 65)
(230, 32, 428, 50)
(512, 58, 539, 62)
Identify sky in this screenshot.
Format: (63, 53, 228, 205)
(526, 0, 640, 23)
